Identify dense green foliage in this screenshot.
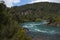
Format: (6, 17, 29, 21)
(0, 3, 31, 40)
(0, 2, 60, 40)
(8, 2, 60, 23)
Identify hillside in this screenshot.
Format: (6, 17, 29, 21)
(0, 2, 60, 40)
(8, 2, 60, 26)
(0, 3, 31, 40)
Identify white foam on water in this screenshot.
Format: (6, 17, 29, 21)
(22, 20, 60, 34)
(34, 29, 56, 34)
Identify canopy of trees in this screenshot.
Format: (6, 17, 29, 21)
(0, 2, 60, 40)
(0, 3, 31, 40)
(8, 2, 60, 23)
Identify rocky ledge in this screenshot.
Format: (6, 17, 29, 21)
(47, 22, 60, 27)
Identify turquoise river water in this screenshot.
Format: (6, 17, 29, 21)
(21, 21, 60, 40)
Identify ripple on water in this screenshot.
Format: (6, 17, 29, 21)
(22, 22, 60, 40)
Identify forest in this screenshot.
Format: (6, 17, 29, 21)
(0, 2, 60, 40)
(9, 2, 60, 26)
(0, 3, 31, 40)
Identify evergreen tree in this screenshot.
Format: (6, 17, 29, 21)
(0, 3, 31, 40)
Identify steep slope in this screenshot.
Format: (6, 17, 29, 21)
(13, 2, 60, 15)
(8, 2, 60, 25)
(0, 3, 31, 40)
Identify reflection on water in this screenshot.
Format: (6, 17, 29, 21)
(21, 21, 60, 40)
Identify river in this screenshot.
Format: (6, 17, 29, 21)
(21, 21, 60, 40)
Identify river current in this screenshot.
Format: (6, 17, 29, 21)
(21, 21, 60, 40)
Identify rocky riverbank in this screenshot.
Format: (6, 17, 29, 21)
(47, 22, 60, 27)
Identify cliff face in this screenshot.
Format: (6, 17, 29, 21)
(8, 2, 60, 27)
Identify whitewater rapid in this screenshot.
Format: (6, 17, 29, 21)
(22, 21, 60, 35)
